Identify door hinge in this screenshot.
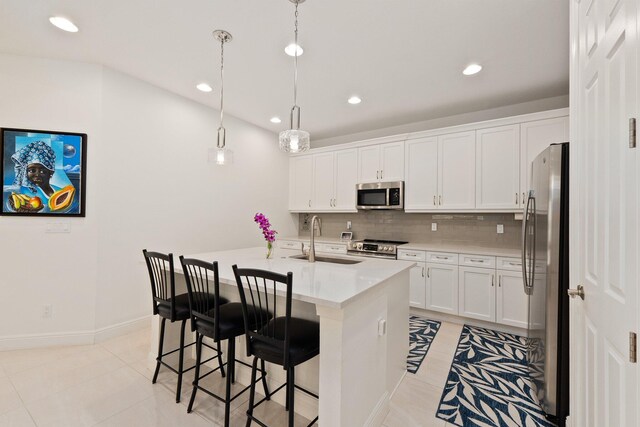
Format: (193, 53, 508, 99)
(629, 118, 636, 148)
(630, 332, 637, 363)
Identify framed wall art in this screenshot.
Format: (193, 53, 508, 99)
(1, 128, 87, 217)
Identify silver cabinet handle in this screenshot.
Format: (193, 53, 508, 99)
(308, 200, 311, 207)
(435, 256, 449, 260)
(469, 259, 485, 263)
(515, 193, 518, 205)
(406, 253, 418, 257)
(508, 262, 521, 266)
(522, 192, 525, 205)
(427, 267, 430, 278)
(422, 267, 425, 277)
(439, 195, 442, 205)
(380, 170, 383, 179)
(433, 195, 436, 206)
(376, 170, 379, 180)
(499, 275, 502, 287)
(491, 274, 495, 287)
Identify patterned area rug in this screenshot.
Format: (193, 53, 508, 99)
(436, 325, 556, 427)
(407, 315, 441, 374)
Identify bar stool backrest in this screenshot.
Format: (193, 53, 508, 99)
(179, 257, 223, 338)
(232, 265, 293, 367)
(143, 249, 176, 321)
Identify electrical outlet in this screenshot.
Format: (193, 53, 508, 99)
(347, 221, 352, 230)
(431, 223, 437, 232)
(497, 224, 504, 234)
(43, 305, 53, 319)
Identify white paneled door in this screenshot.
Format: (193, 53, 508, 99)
(571, 0, 638, 426)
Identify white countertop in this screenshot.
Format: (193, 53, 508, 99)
(177, 247, 414, 309)
(398, 242, 521, 258)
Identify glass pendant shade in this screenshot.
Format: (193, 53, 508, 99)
(279, 129, 310, 153)
(215, 147, 233, 165)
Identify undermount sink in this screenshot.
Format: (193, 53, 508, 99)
(289, 254, 362, 265)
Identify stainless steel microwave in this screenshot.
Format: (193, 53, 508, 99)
(356, 181, 404, 210)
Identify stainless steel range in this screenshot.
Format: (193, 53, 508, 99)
(346, 239, 408, 259)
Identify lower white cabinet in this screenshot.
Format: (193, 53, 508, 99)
(496, 270, 529, 328)
(458, 266, 496, 322)
(426, 262, 459, 315)
(409, 263, 427, 309)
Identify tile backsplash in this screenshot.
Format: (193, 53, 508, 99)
(298, 211, 521, 249)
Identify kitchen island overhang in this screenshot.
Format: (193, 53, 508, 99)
(148, 247, 414, 427)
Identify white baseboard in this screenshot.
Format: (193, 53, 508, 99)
(365, 391, 390, 427)
(94, 315, 151, 343)
(0, 315, 152, 351)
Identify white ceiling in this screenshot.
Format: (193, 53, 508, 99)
(0, 0, 569, 141)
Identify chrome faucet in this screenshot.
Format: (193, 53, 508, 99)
(309, 215, 322, 262)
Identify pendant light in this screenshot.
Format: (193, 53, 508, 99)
(214, 30, 233, 165)
(279, 0, 310, 153)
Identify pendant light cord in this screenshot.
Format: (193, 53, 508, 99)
(217, 36, 225, 149)
(290, 1, 301, 130)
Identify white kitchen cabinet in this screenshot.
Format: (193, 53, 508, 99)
(438, 131, 476, 209)
(405, 137, 439, 210)
(476, 125, 521, 210)
(333, 149, 358, 210)
(458, 266, 496, 322)
(409, 263, 427, 309)
(496, 270, 529, 328)
(312, 153, 335, 210)
(289, 155, 314, 211)
(357, 141, 404, 183)
(519, 116, 569, 206)
(426, 262, 459, 315)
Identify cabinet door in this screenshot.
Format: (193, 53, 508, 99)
(519, 116, 569, 206)
(358, 145, 380, 183)
(496, 270, 529, 328)
(334, 149, 358, 211)
(458, 266, 496, 322)
(426, 263, 458, 315)
(476, 125, 520, 209)
(438, 131, 476, 209)
(409, 263, 427, 309)
(312, 153, 335, 211)
(289, 155, 313, 211)
(380, 141, 405, 181)
(405, 137, 438, 210)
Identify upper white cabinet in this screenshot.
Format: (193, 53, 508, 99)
(290, 150, 357, 212)
(358, 141, 404, 183)
(289, 155, 313, 211)
(405, 137, 438, 210)
(438, 131, 476, 210)
(475, 125, 521, 209)
(520, 116, 569, 206)
(333, 149, 358, 210)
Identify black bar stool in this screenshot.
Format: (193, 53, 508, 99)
(143, 250, 228, 403)
(180, 257, 272, 427)
(232, 265, 319, 427)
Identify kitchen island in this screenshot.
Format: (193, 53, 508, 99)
(149, 246, 414, 427)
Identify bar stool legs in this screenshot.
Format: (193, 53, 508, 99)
(152, 317, 166, 385)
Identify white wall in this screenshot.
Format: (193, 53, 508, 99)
(0, 53, 296, 347)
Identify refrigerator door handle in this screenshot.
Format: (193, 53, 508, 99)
(522, 194, 530, 293)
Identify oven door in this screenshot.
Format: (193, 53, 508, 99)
(356, 182, 404, 210)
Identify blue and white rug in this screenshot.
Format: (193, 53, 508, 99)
(407, 315, 441, 374)
(436, 325, 555, 427)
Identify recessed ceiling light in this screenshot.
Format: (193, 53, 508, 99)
(463, 64, 482, 76)
(284, 43, 304, 57)
(348, 96, 362, 105)
(270, 117, 282, 124)
(196, 83, 212, 92)
(49, 16, 79, 33)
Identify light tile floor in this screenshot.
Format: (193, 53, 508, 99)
(0, 321, 463, 427)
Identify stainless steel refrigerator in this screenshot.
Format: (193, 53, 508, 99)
(522, 143, 570, 426)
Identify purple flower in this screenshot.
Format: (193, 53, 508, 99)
(254, 212, 277, 243)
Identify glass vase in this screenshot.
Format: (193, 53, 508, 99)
(266, 241, 274, 259)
